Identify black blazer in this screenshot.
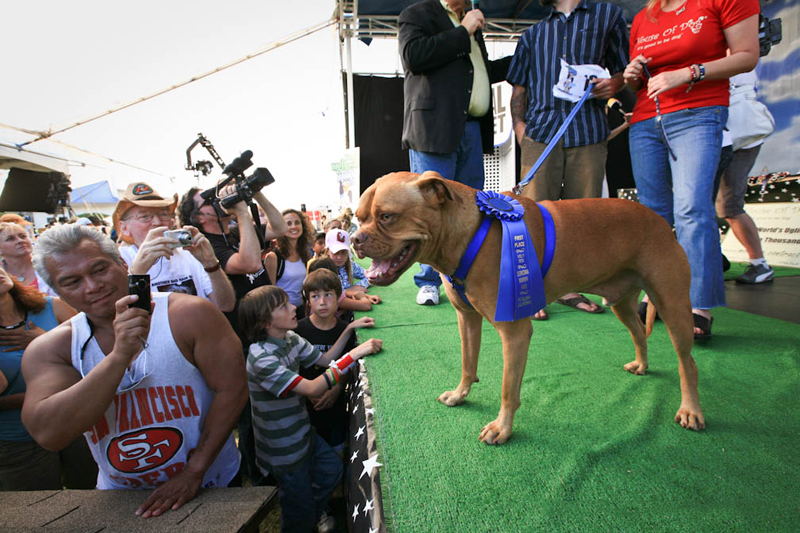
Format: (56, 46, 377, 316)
(398, 0, 511, 155)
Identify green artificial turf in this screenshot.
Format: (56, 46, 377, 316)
(724, 262, 800, 281)
(357, 268, 800, 532)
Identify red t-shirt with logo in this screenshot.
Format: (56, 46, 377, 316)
(629, 0, 759, 124)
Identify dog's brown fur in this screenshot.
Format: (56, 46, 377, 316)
(353, 172, 704, 444)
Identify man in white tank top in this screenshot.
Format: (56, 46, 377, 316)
(21, 225, 248, 519)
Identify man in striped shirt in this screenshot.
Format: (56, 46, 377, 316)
(508, 0, 629, 318)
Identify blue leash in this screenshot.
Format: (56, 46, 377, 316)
(513, 81, 595, 196)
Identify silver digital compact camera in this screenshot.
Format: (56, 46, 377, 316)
(163, 229, 193, 249)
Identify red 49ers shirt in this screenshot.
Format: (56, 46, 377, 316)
(629, 0, 759, 124)
(70, 292, 240, 490)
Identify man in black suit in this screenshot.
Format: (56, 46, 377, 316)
(399, 0, 511, 305)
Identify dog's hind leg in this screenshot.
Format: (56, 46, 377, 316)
(651, 292, 705, 430)
(611, 289, 649, 376)
(438, 308, 483, 407)
(477, 319, 533, 445)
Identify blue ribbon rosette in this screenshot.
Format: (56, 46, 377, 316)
(475, 190, 545, 322)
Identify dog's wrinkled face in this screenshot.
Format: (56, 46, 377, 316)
(353, 172, 452, 285)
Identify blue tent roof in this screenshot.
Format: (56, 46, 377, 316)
(70, 181, 119, 204)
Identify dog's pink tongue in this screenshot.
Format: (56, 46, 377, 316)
(366, 259, 392, 280)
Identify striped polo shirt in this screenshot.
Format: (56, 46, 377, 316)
(507, 0, 629, 147)
(247, 331, 322, 475)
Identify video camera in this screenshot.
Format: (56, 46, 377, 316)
(199, 150, 275, 210)
(759, 14, 782, 57)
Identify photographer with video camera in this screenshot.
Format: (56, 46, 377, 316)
(178, 152, 287, 334)
(178, 152, 287, 488)
(113, 182, 235, 313)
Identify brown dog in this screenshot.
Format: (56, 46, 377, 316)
(352, 171, 704, 444)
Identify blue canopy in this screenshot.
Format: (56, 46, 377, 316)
(70, 181, 118, 204)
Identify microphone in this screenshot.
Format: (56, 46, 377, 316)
(222, 150, 253, 176)
(607, 98, 624, 114)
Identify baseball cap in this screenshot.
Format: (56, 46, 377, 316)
(325, 229, 351, 254)
(112, 182, 178, 241)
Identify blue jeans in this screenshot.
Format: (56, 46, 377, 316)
(410, 121, 485, 288)
(274, 435, 343, 532)
(629, 106, 727, 309)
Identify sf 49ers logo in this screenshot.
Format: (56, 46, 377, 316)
(107, 428, 183, 473)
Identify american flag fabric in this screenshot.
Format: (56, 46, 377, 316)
(347, 361, 386, 533)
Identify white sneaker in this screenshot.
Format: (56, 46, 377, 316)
(316, 511, 335, 533)
(416, 285, 440, 306)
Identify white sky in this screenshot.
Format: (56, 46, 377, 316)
(0, 0, 401, 213)
(0, 0, 517, 216)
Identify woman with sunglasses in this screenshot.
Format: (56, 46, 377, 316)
(623, 0, 760, 340)
(0, 267, 97, 490)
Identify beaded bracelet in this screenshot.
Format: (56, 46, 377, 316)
(686, 64, 699, 93)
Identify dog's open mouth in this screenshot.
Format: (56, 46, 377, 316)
(364, 242, 418, 285)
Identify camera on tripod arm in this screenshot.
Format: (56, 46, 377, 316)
(199, 150, 275, 210)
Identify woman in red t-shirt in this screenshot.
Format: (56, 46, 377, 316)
(623, 0, 759, 339)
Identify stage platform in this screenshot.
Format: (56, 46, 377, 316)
(347, 266, 800, 532)
(0, 486, 277, 532)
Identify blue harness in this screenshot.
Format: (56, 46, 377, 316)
(444, 191, 556, 322)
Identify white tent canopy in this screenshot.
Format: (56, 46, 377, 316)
(0, 144, 70, 174)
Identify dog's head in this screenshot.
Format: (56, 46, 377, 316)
(352, 171, 464, 285)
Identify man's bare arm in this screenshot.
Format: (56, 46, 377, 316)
(136, 295, 247, 518)
(21, 296, 152, 450)
(253, 191, 288, 241)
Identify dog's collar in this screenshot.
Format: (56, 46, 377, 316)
(445, 191, 555, 320)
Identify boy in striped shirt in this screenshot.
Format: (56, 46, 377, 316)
(239, 286, 382, 532)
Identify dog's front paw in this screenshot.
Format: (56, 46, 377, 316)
(624, 360, 648, 375)
(438, 389, 467, 407)
(479, 420, 512, 445)
(675, 405, 705, 431)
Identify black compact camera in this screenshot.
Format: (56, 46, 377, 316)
(759, 14, 782, 57)
(128, 274, 151, 314)
(199, 150, 275, 210)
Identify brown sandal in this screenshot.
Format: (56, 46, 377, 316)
(556, 295, 605, 314)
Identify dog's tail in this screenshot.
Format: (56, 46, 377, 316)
(645, 301, 657, 338)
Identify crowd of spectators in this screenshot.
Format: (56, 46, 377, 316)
(0, 1, 771, 531)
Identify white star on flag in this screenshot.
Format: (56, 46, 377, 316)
(364, 498, 374, 515)
(350, 450, 359, 463)
(355, 425, 365, 440)
(366, 407, 374, 417)
(357, 389, 365, 399)
(352, 504, 360, 521)
(360, 453, 382, 479)
(369, 528, 378, 533)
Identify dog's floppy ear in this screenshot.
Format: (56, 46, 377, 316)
(416, 171, 454, 204)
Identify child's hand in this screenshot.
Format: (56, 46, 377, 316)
(313, 382, 342, 410)
(367, 294, 382, 304)
(352, 338, 383, 359)
(350, 317, 375, 329)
